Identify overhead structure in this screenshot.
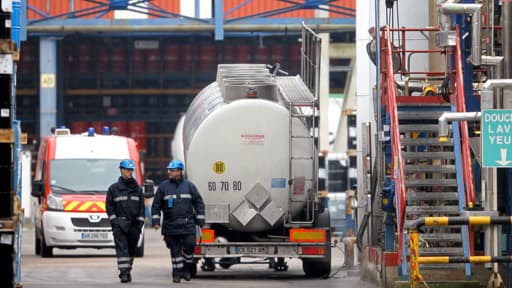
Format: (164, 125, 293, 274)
(20, 0, 356, 179)
(27, 0, 356, 39)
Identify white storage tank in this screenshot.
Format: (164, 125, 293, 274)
(178, 64, 317, 233)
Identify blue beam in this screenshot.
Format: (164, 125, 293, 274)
(27, 4, 49, 18)
(195, 0, 200, 18)
(225, 0, 252, 17)
(215, 0, 224, 40)
(20, 0, 27, 41)
(29, 4, 109, 24)
(227, 4, 306, 22)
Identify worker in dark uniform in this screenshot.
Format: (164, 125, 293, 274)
(106, 159, 145, 283)
(151, 159, 205, 283)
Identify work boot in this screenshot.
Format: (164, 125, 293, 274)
(120, 274, 130, 283)
(183, 269, 191, 281)
(172, 273, 181, 283)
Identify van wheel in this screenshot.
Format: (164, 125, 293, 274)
(35, 231, 41, 255)
(135, 236, 144, 257)
(40, 230, 53, 258)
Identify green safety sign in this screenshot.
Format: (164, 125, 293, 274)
(482, 109, 512, 167)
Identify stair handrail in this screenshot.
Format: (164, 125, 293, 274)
(381, 26, 407, 263)
(453, 25, 476, 207)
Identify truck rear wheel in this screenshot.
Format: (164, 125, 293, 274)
(200, 258, 216, 271)
(302, 256, 330, 278)
(302, 208, 331, 278)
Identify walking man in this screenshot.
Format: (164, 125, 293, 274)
(151, 159, 205, 283)
(106, 159, 145, 283)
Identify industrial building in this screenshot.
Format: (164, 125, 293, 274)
(16, 0, 355, 183)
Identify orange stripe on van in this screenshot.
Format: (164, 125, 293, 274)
(63, 200, 80, 211)
(63, 200, 106, 212)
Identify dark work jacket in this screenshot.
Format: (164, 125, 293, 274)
(151, 178, 205, 235)
(106, 176, 145, 232)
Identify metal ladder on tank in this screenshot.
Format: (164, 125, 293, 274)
(283, 23, 322, 226)
(286, 99, 319, 226)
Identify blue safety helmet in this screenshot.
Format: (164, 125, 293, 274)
(167, 160, 184, 170)
(119, 159, 135, 170)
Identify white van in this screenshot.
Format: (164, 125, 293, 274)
(31, 128, 153, 257)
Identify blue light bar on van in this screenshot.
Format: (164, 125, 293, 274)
(88, 127, 95, 136)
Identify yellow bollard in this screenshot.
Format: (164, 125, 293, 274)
(409, 230, 420, 288)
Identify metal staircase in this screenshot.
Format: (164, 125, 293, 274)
(400, 105, 467, 275)
(379, 26, 474, 281)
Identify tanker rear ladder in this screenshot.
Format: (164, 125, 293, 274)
(286, 99, 319, 227)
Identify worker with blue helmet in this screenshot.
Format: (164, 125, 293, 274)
(106, 159, 144, 283)
(151, 159, 205, 283)
(119, 159, 135, 170)
(167, 159, 184, 170)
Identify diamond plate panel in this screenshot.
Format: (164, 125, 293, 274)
(232, 200, 257, 226)
(245, 183, 270, 210)
(260, 200, 284, 226)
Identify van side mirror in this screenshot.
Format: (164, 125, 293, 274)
(31, 180, 44, 197)
(143, 179, 155, 198)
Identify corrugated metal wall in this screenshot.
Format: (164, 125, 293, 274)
(329, 0, 355, 18)
(148, 0, 180, 18)
(27, 0, 354, 19)
(28, 0, 114, 19)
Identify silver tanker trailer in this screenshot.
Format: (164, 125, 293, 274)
(172, 64, 331, 278)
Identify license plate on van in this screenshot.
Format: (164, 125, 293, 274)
(81, 232, 109, 240)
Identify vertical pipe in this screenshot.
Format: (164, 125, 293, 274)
(504, 0, 512, 79)
(490, 0, 494, 55)
(469, 7, 481, 66)
(501, 1, 512, 274)
(505, 1, 512, 280)
(492, 168, 499, 274)
(507, 168, 512, 288)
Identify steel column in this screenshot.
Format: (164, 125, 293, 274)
(39, 38, 57, 137)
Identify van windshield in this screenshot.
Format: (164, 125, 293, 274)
(49, 159, 135, 194)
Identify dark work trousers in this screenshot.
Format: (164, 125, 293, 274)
(164, 234, 195, 279)
(112, 222, 141, 276)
